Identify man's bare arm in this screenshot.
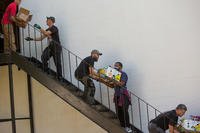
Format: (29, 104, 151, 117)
(40, 29, 52, 38)
(34, 35, 46, 41)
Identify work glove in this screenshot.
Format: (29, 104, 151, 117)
(34, 24, 41, 29)
(25, 37, 34, 41)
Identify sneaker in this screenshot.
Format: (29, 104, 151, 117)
(125, 127, 133, 133)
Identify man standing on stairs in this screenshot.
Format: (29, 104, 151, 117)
(1, 0, 21, 53)
(25, 16, 62, 80)
(75, 50, 102, 105)
(113, 62, 132, 133)
(148, 104, 187, 133)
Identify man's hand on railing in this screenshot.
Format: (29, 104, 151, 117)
(25, 37, 34, 41)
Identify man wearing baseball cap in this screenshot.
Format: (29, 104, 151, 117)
(75, 49, 102, 105)
(25, 16, 62, 80)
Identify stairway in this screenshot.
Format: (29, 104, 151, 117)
(0, 52, 141, 133)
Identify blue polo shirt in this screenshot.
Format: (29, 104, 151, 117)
(114, 71, 128, 96)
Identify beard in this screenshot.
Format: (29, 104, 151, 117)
(93, 57, 98, 62)
(92, 56, 98, 62)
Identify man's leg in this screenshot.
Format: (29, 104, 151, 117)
(9, 24, 16, 52)
(117, 106, 125, 127)
(41, 46, 52, 72)
(53, 46, 62, 79)
(2, 24, 9, 53)
(87, 79, 96, 104)
(81, 76, 96, 104)
(81, 76, 89, 99)
(124, 104, 131, 128)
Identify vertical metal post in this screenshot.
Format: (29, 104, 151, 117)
(8, 64, 16, 133)
(138, 98, 142, 130)
(99, 83, 103, 104)
(155, 109, 157, 117)
(130, 92, 134, 125)
(75, 56, 79, 88)
(34, 28, 38, 59)
(28, 24, 32, 57)
(107, 87, 111, 109)
(68, 51, 72, 82)
(146, 104, 150, 124)
(27, 74, 35, 133)
(22, 28, 25, 56)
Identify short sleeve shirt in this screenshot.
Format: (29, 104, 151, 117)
(1, 2, 17, 24)
(114, 71, 128, 96)
(150, 110, 178, 131)
(75, 56, 95, 79)
(46, 25, 60, 44)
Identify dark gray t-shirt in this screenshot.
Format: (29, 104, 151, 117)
(75, 56, 95, 79)
(150, 110, 178, 130)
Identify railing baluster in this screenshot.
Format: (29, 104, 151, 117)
(33, 27, 37, 59)
(21, 28, 25, 56)
(107, 86, 111, 109)
(61, 49, 65, 79)
(130, 92, 134, 125)
(40, 32, 44, 71)
(138, 98, 142, 130)
(146, 104, 150, 124)
(99, 83, 103, 104)
(75, 55, 79, 88)
(68, 50, 72, 82)
(28, 24, 31, 57)
(40, 32, 43, 55)
(155, 109, 157, 117)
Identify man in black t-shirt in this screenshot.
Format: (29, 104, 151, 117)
(25, 16, 62, 80)
(148, 104, 187, 133)
(75, 50, 102, 105)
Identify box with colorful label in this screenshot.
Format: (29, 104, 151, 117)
(179, 116, 200, 132)
(98, 66, 122, 82)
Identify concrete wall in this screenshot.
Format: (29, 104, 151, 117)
(0, 65, 107, 133)
(20, 0, 200, 117)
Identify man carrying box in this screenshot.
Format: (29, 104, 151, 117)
(1, 0, 21, 53)
(75, 50, 102, 105)
(113, 62, 132, 133)
(148, 104, 187, 133)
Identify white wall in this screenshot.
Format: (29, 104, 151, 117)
(21, 0, 200, 118)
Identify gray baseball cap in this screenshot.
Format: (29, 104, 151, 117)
(91, 49, 102, 56)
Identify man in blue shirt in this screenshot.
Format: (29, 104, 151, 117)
(113, 62, 132, 133)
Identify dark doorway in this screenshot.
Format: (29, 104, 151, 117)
(0, 0, 20, 53)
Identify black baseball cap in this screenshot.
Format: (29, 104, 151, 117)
(46, 16, 55, 23)
(176, 104, 187, 111)
(91, 49, 102, 56)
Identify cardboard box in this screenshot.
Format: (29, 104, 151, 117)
(15, 7, 32, 28)
(96, 66, 122, 88)
(99, 66, 122, 82)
